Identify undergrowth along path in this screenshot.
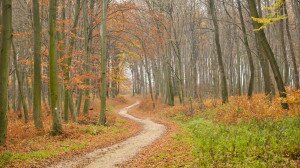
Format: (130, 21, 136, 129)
(49, 102, 166, 168)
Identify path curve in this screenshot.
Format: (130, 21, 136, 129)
(49, 102, 166, 168)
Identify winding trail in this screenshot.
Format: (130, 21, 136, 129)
(49, 102, 166, 168)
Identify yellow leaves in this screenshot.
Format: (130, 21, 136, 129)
(264, 0, 285, 11)
(252, 15, 287, 31)
(252, 0, 287, 31)
(284, 91, 300, 105)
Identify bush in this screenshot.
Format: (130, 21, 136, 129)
(84, 125, 104, 135)
(0, 152, 13, 167)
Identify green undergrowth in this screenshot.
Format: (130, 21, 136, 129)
(171, 111, 300, 167)
(0, 140, 87, 168)
(83, 119, 128, 136)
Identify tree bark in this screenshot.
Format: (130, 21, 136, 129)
(99, 0, 108, 125)
(32, 0, 44, 129)
(279, 6, 289, 85)
(49, 0, 63, 135)
(63, 0, 81, 122)
(237, 0, 255, 98)
(209, 0, 229, 104)
(283, 0, 299, 89)
(0, 0, 12, 145)
(12, 41, 29, 124)
(247, 0, 289, 109)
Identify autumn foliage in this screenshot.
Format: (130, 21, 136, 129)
(138, 89, 300, 124)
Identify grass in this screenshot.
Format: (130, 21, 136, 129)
(172, 114, 300, 167)
(126, 94, 300, 167)
(0, 140, 87, 168)
(83, 120, 127, 136)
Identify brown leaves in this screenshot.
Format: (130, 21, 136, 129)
(211, 90, 300, 124)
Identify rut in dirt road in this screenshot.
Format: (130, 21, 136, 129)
(49, 102, 166, 168)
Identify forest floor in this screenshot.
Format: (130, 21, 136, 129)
(0, 96, 142, 168)
(49, 101, 166, 168)
(1, 92, 300, 168)
(124, 92, 300, 167)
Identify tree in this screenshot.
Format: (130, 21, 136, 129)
(32, 0, 43, 129)
(237, 0, 255, 98)
(83, 0, 94, 115)
(209, 0, 229, 104)
(247, 0, 289, 109)
(0, 0, 12, 145)
(63, 0, 81, 123)
(49, 0, 62, 135)
(99, 0, 108, 125)
(12, 41, 29, 124)
(283, 0, 299, 89)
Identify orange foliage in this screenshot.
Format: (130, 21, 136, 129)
(137, 89, 300, 125)
(0, 97, 141, 167)
(206, 90, 300, 124)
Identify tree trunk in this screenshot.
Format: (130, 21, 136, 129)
(209, 0, 229, 104)
(291, 0, 300, 52)
(0, 0, 12, 145)
(49, 0, 63, 135)
(283, 1, 299, 89)
(12, 41, 29, 124)
(32, 0, 43, 129)
(247, 0, 289, 109)
(99, 0, 108, 125)
(63, 0, 81, 121)
(82, 0, 93, 115)
(142, 41, 155, 109)
(279, 7, 289, 85)
(237, 0, 255, 98)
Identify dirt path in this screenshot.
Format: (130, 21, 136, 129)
(49, 102, 166, 168)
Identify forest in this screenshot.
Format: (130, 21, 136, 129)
(0, 0, 299, 167)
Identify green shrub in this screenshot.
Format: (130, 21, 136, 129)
(0, 150, 57, 168)
(84, 125, 105, 135)
(0, 152, 13, 168)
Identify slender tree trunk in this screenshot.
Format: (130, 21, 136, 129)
(291, 0, 300, 51)
(0, 0, 12, 145)
(76, 91, 82, 115)
(32, 0, 43, 129)
(255, 0, 274, 98)
(142, 41, 155, 109)
(279, 7, 289, 85)
(63, 0, 81, 121)
(209, 0, 229, 104)
(12, 41, 29, 124)
(99, 0, 108, 125)
(247, 0, 289, 109)
(49, 0, 63, 135)
(237, 0, 255, 98)
(69, 94, 78, 122)
(83, 0, 94, 115)
(283, 1, 299, 89)
(57, 0, 67, 122)
(63, 92, 69, 122)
